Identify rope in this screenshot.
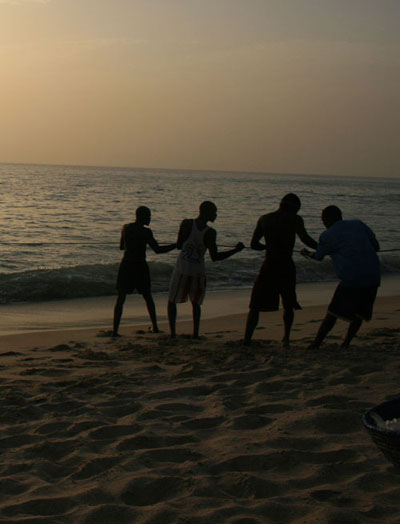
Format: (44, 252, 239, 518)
(0, 242, 116, 245)
(0, 242, 399, 252)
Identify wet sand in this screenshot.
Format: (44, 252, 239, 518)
(0, 290, 399, 523)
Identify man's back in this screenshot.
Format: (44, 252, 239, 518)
(122, 222, 153, 262)
(316, 219, 380, 287)
(257, 209, 299, 262)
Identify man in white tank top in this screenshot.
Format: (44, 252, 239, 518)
(168, 201, 244, 338)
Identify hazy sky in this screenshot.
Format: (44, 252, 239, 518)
(1, 0, 399, 176)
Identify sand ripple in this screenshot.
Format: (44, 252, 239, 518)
(0, 328, 399, 522)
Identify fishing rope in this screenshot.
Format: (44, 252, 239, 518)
(0, 242, 399, 252)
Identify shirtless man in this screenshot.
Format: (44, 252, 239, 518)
(113, 206, 176, 337)
(244, 193, 317, 347)
(168, 201, 244, 338)
(302, 205, 380, 348)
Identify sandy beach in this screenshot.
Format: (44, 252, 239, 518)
(0, 289, 399, 523)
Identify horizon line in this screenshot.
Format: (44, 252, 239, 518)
(0, 160, 397, 180)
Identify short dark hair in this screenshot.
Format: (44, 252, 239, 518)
(199, 201, 217, 214)
(136, 206, 151, 220)
(322, 205, 342, 224)
(280, 193, 301, 213)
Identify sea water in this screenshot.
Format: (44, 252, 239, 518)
(0, 163, 399, 304)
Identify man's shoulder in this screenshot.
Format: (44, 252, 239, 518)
(260, 209, 299, 223)
(346, 219, 366, 228)
(258, 212, 274, 224)
(125, 222, 152, 235)
(203, 226, 216, 243)
(122, 222, 135, 233)
(180, 218, 193, 231)
(335, 219, 363, 231)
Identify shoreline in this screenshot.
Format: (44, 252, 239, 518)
(1, 293, 399, 353)
(0, 275, 399, 337)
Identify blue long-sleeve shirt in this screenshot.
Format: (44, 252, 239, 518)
(314, 219, 380, 287)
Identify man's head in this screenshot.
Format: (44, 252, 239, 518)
(321, 205, 342, 228)
(199, 201, 217, 222)
(136, 206, 151, 225)
(280, 193, 301, 214)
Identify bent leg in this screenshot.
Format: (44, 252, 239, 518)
(310, 312, 337, 348)
(282, 307, 294, 348)
(143, 293, 159, 332)
(192, 303, 201, 338)
(168, 301, 177, 337)
(342, 317, 363, 348)
(244, 309, 259, 345)
(113, 293, 126, 336)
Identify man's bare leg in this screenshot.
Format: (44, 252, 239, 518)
(342, 317, 363, 348)
(113, 292, 126, 337)
(309, 312, 337, 348)
(282, 307, 294, 348)
(168, 301, 177, 337)
(192, 303, 201, 338)
(143, 293, 159, 333)
(244, 309, 259, 345)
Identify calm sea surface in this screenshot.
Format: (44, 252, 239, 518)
(0, 163, 399, 303)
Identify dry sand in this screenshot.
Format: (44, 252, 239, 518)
(0, 295, 399, 523)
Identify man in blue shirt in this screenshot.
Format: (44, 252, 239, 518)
(302, 205, 380, 348)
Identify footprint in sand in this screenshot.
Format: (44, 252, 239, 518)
(82, 504, 137, 524)
(117, 433, 197, 452)
(73, 456, 121, 480)
(1, 497, 72, 519)
(138, 447, 203, 464)
(120, 476, 185, 506)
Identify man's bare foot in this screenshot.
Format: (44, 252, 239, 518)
(282, 337, 290, 349)
(148, 326, 162, 334)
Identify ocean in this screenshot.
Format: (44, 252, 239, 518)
(0, 163, 399, 304)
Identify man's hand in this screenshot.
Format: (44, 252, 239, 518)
(301, 248, 314, 259)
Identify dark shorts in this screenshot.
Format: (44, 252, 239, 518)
(249, 260, 301, 312)
(328, 283, 378, 322)
(116, 259, 151, 295)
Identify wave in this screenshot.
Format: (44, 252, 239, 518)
(0, 254, 398, 304)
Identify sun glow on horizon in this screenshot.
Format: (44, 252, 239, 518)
(1, 0, 399, 177)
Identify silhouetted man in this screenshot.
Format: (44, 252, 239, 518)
(302, 205, 380, 348)
(168, 201, 244, 338)
(113, 206, 176, 337)
(244, 193, 317, 347)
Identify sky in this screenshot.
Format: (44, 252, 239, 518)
(0, 0, 399, 177)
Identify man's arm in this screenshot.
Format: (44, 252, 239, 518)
(364, 224, 380, 252)
(147, 230, 176, 254)
(301, 233, 329, 261)
(250, 218, 266, 251)
(205, 228, 244, 261)
(119, 225, 126, 250)
(296, 216, 318, 249)
(176, 219, 193, 249)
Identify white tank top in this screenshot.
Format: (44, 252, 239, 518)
(177, 220, 209, 275)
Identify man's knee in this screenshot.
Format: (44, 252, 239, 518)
(116, 293, 126, 306)
(283, 307, 294, 317)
